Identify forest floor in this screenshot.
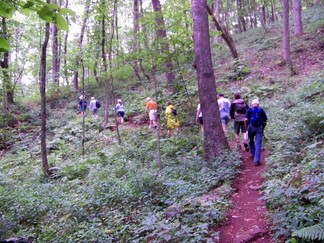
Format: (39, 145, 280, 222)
(212, 142, 273, 243)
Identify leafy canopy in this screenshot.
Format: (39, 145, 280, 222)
(0, 0, 74, 52)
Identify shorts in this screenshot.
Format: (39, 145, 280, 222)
(234, 121, 247, 134)
(117, 111, 125, 117)
(198, 117, 203, 125)
(80, 106, 87, 112)
(220, 115, 230, 125)
(91, 108, 98, 114)
(149, 109, 157, 121)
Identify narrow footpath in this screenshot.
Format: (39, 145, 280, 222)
(214, 145, 273, 243)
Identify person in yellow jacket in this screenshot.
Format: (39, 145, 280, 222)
(165, 101, 180, 136)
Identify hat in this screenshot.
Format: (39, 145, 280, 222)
(80, 95, 84, 99)
(251, 99, 259, 105)
(91, 97, 95, 100)
(117, 99, 122, 103)
(146, 97, 151, 102)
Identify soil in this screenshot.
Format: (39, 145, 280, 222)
(213, 143, 273, 243)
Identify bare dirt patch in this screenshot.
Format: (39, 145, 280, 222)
(212, 145, 273, 243)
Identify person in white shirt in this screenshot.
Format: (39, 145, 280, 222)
(217, 93, 231, 137)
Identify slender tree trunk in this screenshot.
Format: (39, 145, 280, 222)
(109, 0, 122, 144)
(206, 5, 239, 59)
(292, 0, 303, 36)
(132, 0, 140, 80)
(192, 0, 229, 161)
(152, 0, 177, 94)
(1, 18, 14, 108)
(63, 0, 69, 86)
(73, 0, 90, 93)
(102, 18, 110, 126)
(282, 0, 295, 75)
(40, 21, 50, 176)
(52, 24, 60, 89)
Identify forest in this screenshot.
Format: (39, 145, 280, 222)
(0, 0, 323, 242)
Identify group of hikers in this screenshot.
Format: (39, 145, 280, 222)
(78, 92, 267, 166)
(196, 92, 268, 166)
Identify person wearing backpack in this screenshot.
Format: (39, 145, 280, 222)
(245, 99, 268, 166)
(89, 97, 98, 119)
(165, 101, 180, 136)
(230, 93, 249, 151)
(115, 99, 125, 124)
(78, 95, 88, 117)
(217, 93, 231, 137)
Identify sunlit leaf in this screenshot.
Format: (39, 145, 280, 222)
(0, 2, 15, 18)
(59, 7, 75, 16)
(0, 37, 10, 52)
(23, 1, 35, 9)
(54, 14, 69, 31)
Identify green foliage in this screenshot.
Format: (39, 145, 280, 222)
(292, 224, 324, 242)
(263, 76, 324, 241)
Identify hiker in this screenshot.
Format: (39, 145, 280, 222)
(89, 97, 98, 118)
(217, 93, 231, 137)
(115, 99, 125, 124)
(245, 99, 268, 166)
(145, 97, 158, 130)
(78, 95, 88, 117)
(165, 101, 180, 136)
(196, 103, 203, 135)
(230, 93, 249, 151)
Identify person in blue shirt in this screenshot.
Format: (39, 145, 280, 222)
(245, 99, 268, 166)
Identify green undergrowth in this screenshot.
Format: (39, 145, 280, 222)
(0, 112, 242, 241)
(263, 74, 324, 243)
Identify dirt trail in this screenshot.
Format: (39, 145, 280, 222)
(214, 145, 273, 243)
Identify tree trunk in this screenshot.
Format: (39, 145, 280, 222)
(206, 5, 239, 59)
(283, 0, 295, 75)
(292, 0, 303, 37)
(1, 18, 14, 108)
(40, 21, 50, 176)
(109, 0, 122, 144)
(192, 0, 229, 161)
(152, 0, 177, 94)
(51, 0, 60, 91)
(102, 17, 110, 126)
(63, 0, 69, 86)
(132, 0, 140, 80)
(282, 0, 290, 62)
(73, 0, 90, 93)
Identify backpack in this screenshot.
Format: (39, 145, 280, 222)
(250, 108, 263, 127)
(235, 101, 248, 114)
(96, 100, 101, 109)
(171, 108, 177, 116)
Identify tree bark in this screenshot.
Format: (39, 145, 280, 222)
(282, 0, 295, 75)
(282, 0, 291, 62)
(192, 0, 229, 161)
(40, 21, 50, 176)
(102, 17, 110, 126)
(132, 0, 140, 80)
(51, 0, 60, 91)
(292, 0, 303, 37)
(1, 18, 14, 108)
(63, 0, 69, 86)
(73, 0, 90, 93)
(206, 5, 239, 59)
(152, 0, 177, 94)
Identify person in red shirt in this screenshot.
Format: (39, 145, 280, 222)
(145, 97, 158, 130)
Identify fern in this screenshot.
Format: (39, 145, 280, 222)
(319, 198, 324, 207)
(292, 224, 324, 241)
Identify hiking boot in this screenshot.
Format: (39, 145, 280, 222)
(244, 143, 249, 152)
(254, 161, 261, 166)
